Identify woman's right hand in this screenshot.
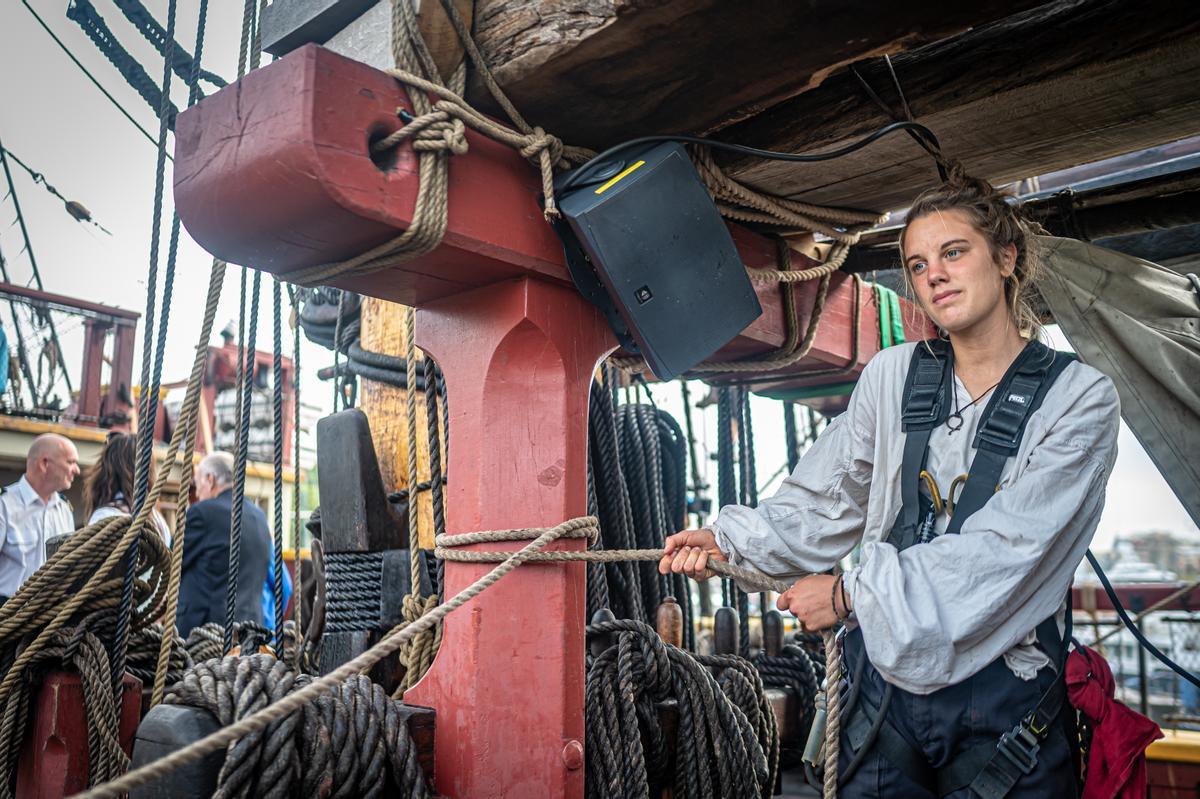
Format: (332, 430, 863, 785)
(659, 528, 728, 581)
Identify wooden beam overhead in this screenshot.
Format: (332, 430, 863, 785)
(467, 0, 1046, 146)
(717, 0, 1200, 210)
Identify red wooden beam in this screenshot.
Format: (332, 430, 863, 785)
(173, 44, 929, 388)
(1074, 582, 1200, 614)
(0, 281, 139, 323)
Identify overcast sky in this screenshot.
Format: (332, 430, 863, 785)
(0, 1, 1195, 553)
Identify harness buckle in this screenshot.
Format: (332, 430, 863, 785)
(996, 723, 1041, 775)
(1024, 710, 1049, 737)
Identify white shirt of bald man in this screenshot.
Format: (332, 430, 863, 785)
(0, 435, 80, 598)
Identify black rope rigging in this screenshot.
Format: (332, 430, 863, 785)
(111, 0, 228, 89)
(752, 640, 821, 767)
(272, 281, 285, 651)
(783, 401, 800, 473)
(226, 270, 262, 652)
(715, 386, 754, 657)
(0, 146, 49, 404)
(0, 147, 111, 234)
(584, 619, 778, 798)
(587, 380, 645, 624)
(584, 377, 696, 649)
(422, 355, 447, 602)
(734, 388, 759, 648)
(166, 654, 429, 798)
(117, 0, 192, 698)
(66, 0, 180, 128)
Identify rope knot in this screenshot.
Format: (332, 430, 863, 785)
(519, 126, 566, 221)
(409, 111, 468, 156)
(519, 126, 563, 165)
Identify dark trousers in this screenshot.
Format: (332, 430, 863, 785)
(838, 628, 1077, 799)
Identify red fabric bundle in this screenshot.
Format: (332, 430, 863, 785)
(1066, 645, 1163, 799)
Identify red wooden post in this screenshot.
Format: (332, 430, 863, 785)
(15, 673, 142, 799)
(78, 319, 109, 422)
(404, 278, 612, 797)
(106, 320, 137, 430)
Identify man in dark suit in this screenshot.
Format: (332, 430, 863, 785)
(178, 451, 272, 638)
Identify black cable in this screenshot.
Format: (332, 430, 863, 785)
(18, 0, 166, 154)
(558, 121, 942, 194)
(0, 137, 73, 399)
(1086, 549, 1200, 689)
(838, 684, 893, 787)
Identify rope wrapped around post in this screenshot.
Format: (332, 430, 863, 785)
(73, 514, 832, 798)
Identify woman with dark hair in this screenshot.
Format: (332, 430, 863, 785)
(662, 166, 1120, 797)
(85, 431, 171, 544)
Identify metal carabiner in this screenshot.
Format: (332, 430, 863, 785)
(947, 473, 970, 517)
(918, 470, 945, 516)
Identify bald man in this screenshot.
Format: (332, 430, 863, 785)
(0, 433, 79, 601)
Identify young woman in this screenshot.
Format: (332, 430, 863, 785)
(660, 169, 1120, 797)
(85, 431, 172, 545)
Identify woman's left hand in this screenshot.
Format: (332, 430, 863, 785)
(776, 574, 844, 632)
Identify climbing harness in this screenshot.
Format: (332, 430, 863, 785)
(834, 338, 1078, 798)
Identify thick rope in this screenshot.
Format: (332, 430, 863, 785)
(272, 281, 285, 650)
(75, 507, 812, 798)
(585, 619, 777, 798)
(226, 271, 262, 651)
(390, 305, 441, 695)
(435, 533, 792, 595)
(822, 628, 840, 799)
(165, 654, 428, 798)
(291, 288, 304, 671)
(76, 516, 591, 798)
(117, 0, 179, 701)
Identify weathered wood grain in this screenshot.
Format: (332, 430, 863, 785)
(358, 298, 440, 549)
(467, 0, 1046, 146)
(719, 0, 1200, 210)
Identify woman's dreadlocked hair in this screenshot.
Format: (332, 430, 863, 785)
(899, 162, 1044, 339)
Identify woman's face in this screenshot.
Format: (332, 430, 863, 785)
(902, 208, 1015, 336)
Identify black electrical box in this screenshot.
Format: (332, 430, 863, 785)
(552, 143, 762, 380)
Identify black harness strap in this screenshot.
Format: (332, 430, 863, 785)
(945, 344, 1074, 537)
(890, 341, 953, 552)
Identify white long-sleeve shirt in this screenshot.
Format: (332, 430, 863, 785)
(710, 342, 1120, 695)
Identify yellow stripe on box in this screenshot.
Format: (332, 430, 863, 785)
(595, 160, 646, 194)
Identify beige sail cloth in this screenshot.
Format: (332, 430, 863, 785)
(1038, 235, 1200, 527)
